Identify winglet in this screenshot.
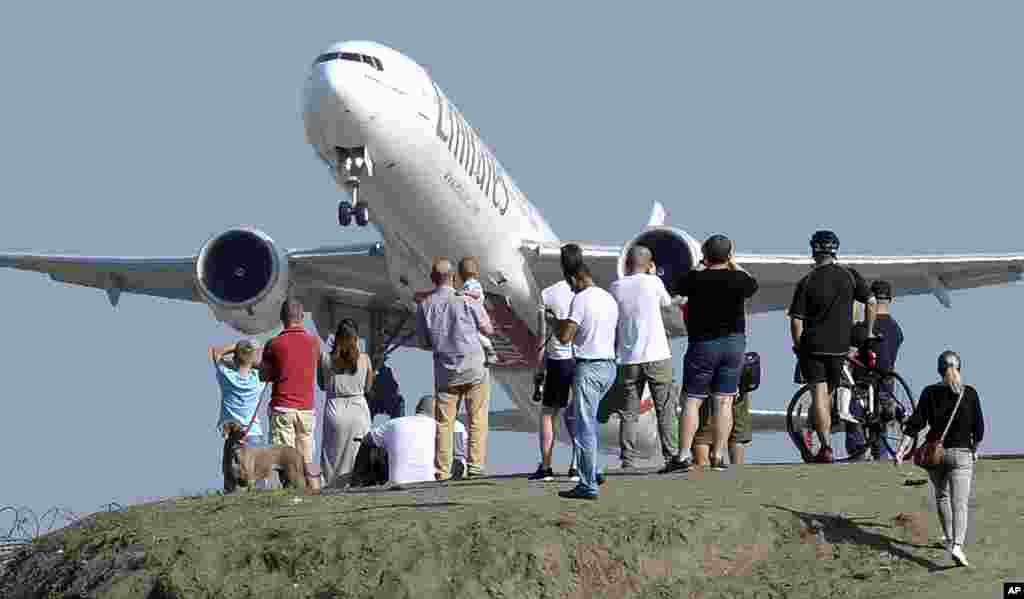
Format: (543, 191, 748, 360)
(926, 274, 953, 308)
(106, 273, 122, 308)
(646, 202, 667, 228)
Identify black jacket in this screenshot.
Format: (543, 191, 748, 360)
(903, 383, 985, 450)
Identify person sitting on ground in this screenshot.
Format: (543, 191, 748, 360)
(455, 256, 500, 367)
(367, 394, 439, 486)
(211, 340, 268, 489)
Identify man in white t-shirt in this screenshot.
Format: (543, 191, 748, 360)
(609, 245, 679, 472)
(555, 262, 619, 500)
(367, 395, 437, 486)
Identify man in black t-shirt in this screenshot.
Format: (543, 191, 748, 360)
(665, 235, 758, 473)
(788, 230, 877, 463)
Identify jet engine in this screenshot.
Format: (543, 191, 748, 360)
(617, 226, 702, 335)
(195, 227, 290, 335)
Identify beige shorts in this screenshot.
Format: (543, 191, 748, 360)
(269, 408, 316, 465)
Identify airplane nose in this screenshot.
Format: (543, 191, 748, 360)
(303, 61, 372, 150)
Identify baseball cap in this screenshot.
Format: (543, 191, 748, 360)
(870, 280, 892, 300)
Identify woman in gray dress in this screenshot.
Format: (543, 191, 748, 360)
(318, 318, 374, 488)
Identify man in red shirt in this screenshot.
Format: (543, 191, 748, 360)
(259, 298, 322, 490)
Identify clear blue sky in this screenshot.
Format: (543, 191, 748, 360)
(1, 1, 1021, 519)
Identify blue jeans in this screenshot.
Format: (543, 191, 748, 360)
(572, 359, 617, 496)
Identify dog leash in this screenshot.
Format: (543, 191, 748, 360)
(239, 385, 269, 441)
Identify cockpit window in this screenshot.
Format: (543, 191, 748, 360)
(316, 51, 383, 72)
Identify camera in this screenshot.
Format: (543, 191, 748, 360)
(532, 371, 546, 402)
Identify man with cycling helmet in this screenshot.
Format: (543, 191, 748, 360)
(789, 230, 877, 463)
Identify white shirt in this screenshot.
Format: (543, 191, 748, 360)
(368, 414, 436, 485)
(567, 285, 619, 360)
(609, 273, 672, 365)
(541, 280, 575, 360)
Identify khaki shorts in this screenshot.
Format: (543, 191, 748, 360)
(693, 391, 752, 446)
(269, 408, 316, 465)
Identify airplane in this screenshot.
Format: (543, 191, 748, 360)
(2, 39, 1023, 462)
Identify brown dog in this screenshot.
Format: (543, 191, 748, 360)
(222, 424, 308, 493)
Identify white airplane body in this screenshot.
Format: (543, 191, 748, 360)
(3, 40, 1023, 461)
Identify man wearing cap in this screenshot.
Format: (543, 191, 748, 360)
(846, 280, 905, 459)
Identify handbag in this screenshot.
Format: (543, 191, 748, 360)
(740, 352, 761, 393)
(913, 386, 965, 470)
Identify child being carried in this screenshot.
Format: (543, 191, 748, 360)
(457, 257, 499, 366)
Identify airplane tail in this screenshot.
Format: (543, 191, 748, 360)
(646, 202, 667, 228)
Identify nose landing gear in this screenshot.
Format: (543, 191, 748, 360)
(333, 146, 374, 227)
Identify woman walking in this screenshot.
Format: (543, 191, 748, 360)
(318, 318, 374, 488)
(895, 350, 985, 567)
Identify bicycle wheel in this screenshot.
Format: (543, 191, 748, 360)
(786, 385, 851, 462)
(872, 371, 917, 458)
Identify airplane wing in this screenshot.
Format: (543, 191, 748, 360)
(0, 243, 413, 346)
(520, 200, 1024, 315)
(738, 253, 1024, 312)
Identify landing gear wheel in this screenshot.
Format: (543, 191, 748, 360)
(338, 201, 353, 227)
(354, 203, 369, 227)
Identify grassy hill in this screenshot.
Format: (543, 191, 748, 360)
(3, 458, 1022, 599)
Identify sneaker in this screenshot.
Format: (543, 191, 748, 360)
(950, 544, 969, 567)
(659, 457, 693, 474)
(567, 467, 580, 482)
(528, 464, 554, 481)
(814, 447, 834, 464)
(558, 486, 598, 501)
(848, 447, 872, 462)
(710, 457, 728, 472)
(596, 473, 606, 486)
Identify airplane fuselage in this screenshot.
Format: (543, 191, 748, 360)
(302, 40, 665, 460)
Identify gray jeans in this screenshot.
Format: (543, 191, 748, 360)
(619, 359, 677, 466)
(927, 447, 975, 546)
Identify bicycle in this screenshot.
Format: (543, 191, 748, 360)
(787, 338, 917, 463)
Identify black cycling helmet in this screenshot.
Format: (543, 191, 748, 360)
(810, 230, 840, 256)
(937, 350, 962, 374)
(871, 280, 893, 301)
